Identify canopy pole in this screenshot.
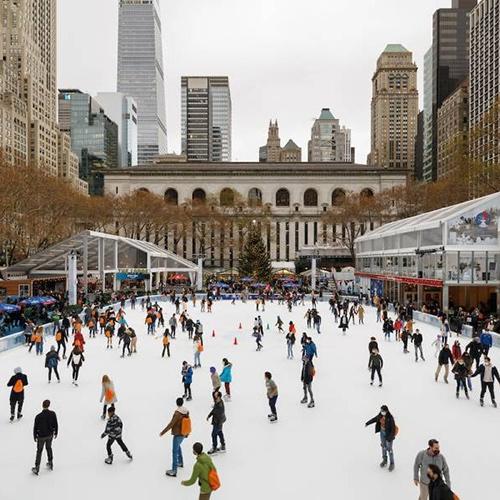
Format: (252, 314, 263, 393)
(82, 234, 89, 299)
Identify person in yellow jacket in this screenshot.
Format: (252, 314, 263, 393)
(100, 374, 117, 419)
(182, 442, 218, 499)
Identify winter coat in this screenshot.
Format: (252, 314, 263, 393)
(181, 453, 216, 495)
(161, 407, 189, 436)
(365, 412, 396, 441)
(465, 339, 484, 358)
(338, 316, 349, 328)
(103, 414, 123, 439)
(480, 332, 493, 348)
(286, 333, 296, 345)
(368, 340, 379, 353)
(100, 381, 117, 404)
(412, 333, 423, 347)
(182, 365, 193, 385)
(303, 341, 318, 359)
(471, 364, 500, 383)
(368, 353, 384, 370)
(413, 449, 451, 486)
(451, 344, 461, 360)
(211, 372, 221, 389)
(438, 348, 454, 366)
(7, 373, 28, 398)
(45, 351, 60, 369)
(33, 409, 58, 440)
(220, 363, 232, 383)
(452, 362, 468, 380)
(301, 360, 315, 384)
(428, 477, 454, 500)
(207, 400, 226, 426)
(67, 351, 85, 367)
(266, 378, 278, 398)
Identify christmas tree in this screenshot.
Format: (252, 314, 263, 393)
(238, 225, 272, 282)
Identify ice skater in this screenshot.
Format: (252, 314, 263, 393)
(265, 371, 278, 422)
(452, 357, 470, 399)
(471, 356, 500, 407)
(220, 358, 233, 401)
(182, 361, 193, 401)
(32, 400, 58, 475)
(7, 367, 28, 422)
(207, 391, 226, 453)
(412, 329, 425, 362)
(300, 355, 315, 408)
(365, 404, 397, 471)
(162, 329, 171, 358)
(369, 349, 383, 387)
(101, 406, 132, 464)
(45, 346, 60, 383)
(100, 374, 117, 419)
(67, 346, 85, 386)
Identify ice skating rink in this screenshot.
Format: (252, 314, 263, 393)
(0, 299, 497, 499)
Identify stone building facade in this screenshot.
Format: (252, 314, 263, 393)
(103, 161, 407, 269)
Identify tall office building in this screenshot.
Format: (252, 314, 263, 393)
(469, 0, 500, 164)
(308, 108, 353, 163)
(422, 47, 434, 181)
(422, 0, 476, 181)
(59, 90, 118, 195)
(368, 45, 419, 170)
(96, 92, 138, 167)
(181, 76, 232, 162)
(117, 0, 167, 164)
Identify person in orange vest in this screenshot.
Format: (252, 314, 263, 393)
(100, 374, 117, 419)
(7, 367, 28, 421)
(34, 327, 44, 356)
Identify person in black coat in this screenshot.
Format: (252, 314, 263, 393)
(452, 358, 470, 399)
(368, 349, 384, 387)
(471, 356, 500, 407)
(206, 391, 226, 454)
(300, 356, 315, 408)
(32, 399, 58, 475)
(412, 329, 425, 362)
(365, 405, 396, 471)
(427, 464, 454, 500)
(7, 367, 28, 422)
(368, 337, 378, 354)
(465, 337, 484, 370)
(435, 345, 454, 384)
(400, 328, 410, 353)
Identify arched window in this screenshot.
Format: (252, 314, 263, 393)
(136, 187, 150, 193)
(248, 188, 263, 207)
(164, 188, 178, 205)
(304, 188, 318, 207)
(331, 188, 346, 206)
(275, 188, 290, 207)
(361, 188, 374, 199)
(220, 188, 234, 206)
(192, 188, 206, 204)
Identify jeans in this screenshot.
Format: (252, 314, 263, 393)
(456, 378, 468, 395)
(268, 395, 278, 416)
(211, 425, 225, 449)
(224, 382, 231, 396)
(106, 437, 129, 456)
(48, 366, 60, 382)
(36, 342, 43, 355)
(184, 383, 192, 399)
(380, 431, 394, 465)
(287, 344, 294, 359)
(57, 341, 66, 357)
(303, 382, 314, 402)
(414, 345, 424, 361)
(315, 323, 321, 334)
(172, 435, 184, 471)
(480, 381, 495, 402)
(435, 364, 449, 382)
(35, 436, 53, 468)
(194, 351, 201, 367)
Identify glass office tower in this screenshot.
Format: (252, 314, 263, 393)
(117, 0, 167, 164)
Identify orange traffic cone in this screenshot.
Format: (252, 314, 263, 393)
(238, 322, 242, 330)
(212, 330, 215, 337)
(233, 337, 238, 345)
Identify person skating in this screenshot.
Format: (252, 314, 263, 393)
(255, 329, 263, 351)
(338, 313, 349, 334)
(129, 327, 137, 354)
(159, 397, 190, 477)
(413, 439, 451, 500)
(286, 329, 295, 359)
(67, 346, 85, 386)
(101, 405, 132, 464)
(207, 391, 226, 453)
(210, 367, 221, 399)
(45, 346, 60, 383)
(100, 375, 117, 419)
(181, 442, 219, 499)
(119, 328, 132, 358)
(220, 358, 233, 401)
(452, 357, 470, 399)
(300, 355, 315, 408)
(368, 337, 379, 354)
(368, 349, 383, 387)
(358, 304, 365, 324)
(32, 399, 58, 475)
(193, 335, 203, 368)
(465, 337, 484, 370)
(302, 336, 318, 359)
(412, 329, 425, 362)
(427, 464, 455, 500)
(451, 340, 461, 361)
(471, 356, 500, 407)
(276, 316, 284, 333)
(265, 371, 278, 422)
(365, 404, 397, 471)
(435, 344, 453, 384)
(162, 329, 171, 358)
(182, 361, 194, 401)
(55, 328, 67, 359)
(7, 367, 28, 422)
(480, 330, 493, 357)
(401, 328, 410, 354)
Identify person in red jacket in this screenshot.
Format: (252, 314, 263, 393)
(451, 340, 461, 362)
(73, 330, 85, 352)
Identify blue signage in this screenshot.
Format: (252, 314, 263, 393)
(116, 272, 149, 281)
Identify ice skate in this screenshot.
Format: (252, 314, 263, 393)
(380, 460, 387, 468)
(9, 415, 14, 422)
(269, 415, 278, 422)
(104, 455, 113, 465)
(388, 463, 395, 472)
(493, 400, 497, 408)
(126, 451, 133, 460)
(480, 399, 484, 407)
(307, 401, 315, 408)
(165, 470, 177, 477)
(31, 467, 39, 475)
(46, 461, 53, 471)
(17, 413, 22, 420)
(207, 447, 219, 455)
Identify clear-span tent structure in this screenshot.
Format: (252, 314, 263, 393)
(4, 230, 201, 290)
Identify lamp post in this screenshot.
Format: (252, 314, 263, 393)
(311, 247, 320, 292)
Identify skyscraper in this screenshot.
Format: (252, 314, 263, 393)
(469, 0, 500, 164)
(96, 92, 138, 167)
(308, 108, 353, 163)
(368, 45, 419, 170)
(422, 0, 476, 181)
(259, 121, 301, 162)
(59, 90, 118, 195)
(117, 0, 167, 164)
(181, 76, 232, 162)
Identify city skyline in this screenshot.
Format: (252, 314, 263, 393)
(57, 0, 451, 163)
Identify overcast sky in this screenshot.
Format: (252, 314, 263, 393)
(58, 0, 450, 163)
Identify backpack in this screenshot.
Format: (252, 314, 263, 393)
(180, 415, 191, 437)
(198, 342, 204, 353)
(105, 388, 115, 401)
(208, 467, 221, 491)
(13, 379, 23, 393)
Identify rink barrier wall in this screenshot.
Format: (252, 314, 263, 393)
(413, 311, 500, 348)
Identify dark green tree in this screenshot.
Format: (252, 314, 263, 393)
(238, 225, 272, 282)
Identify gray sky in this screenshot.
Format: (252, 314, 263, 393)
(58, 0, 450, 163)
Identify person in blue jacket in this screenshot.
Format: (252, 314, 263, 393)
(479, 330, 493, 357)
(181, 361, 193, 401)
(220, 358, 233, 401)
(302, 336, 318, 359)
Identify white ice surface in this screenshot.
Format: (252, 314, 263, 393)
(0, 300, 496, 499)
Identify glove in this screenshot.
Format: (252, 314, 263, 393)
(101, 433, 106, 439)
